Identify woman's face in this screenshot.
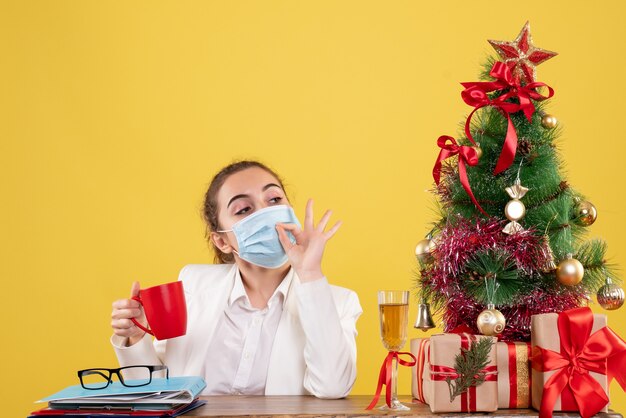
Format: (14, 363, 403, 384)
(214, 166, 288, 253)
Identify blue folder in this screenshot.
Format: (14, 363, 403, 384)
(38, 377, 206, 407)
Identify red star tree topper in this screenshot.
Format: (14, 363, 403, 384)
(488, 21, 557, 84)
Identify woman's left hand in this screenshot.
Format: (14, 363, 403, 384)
(276, 199, 341, 283)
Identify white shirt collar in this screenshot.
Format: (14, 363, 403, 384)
(229, 267, 293, 309)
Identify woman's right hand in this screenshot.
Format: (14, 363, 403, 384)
(111, 281, 147, 346)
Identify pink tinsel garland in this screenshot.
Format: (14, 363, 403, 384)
(422, 216, 583, 341)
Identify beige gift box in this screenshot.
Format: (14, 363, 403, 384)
(421, 333, 498, 413)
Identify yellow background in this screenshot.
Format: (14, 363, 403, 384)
(2, 1, 625, 416)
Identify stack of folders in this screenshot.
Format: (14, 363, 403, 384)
(30, 377, 207, 418)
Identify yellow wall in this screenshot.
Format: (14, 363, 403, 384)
(2, 1, 625, 416)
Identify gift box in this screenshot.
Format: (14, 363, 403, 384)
(531, 308, 617, 418)
(410, 338, 430, 404)
(423, 333, 498, 412)
(496, 341, 531, 408)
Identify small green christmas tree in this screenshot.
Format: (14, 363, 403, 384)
(416, 22, 624, 341)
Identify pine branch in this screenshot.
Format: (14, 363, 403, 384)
(575, 239, 622, 291)
(463, 250, 528, 305)
(446, 338, 494, 402)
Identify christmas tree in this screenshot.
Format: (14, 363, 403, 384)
(415, 22, 625, 342)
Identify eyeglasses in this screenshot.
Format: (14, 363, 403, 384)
(77, 365, 169, 390)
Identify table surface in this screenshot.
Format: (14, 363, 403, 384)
(185, 395, 622, 418)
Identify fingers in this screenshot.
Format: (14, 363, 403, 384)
(298, 200, 342, 236)
(324, 220, 342, 239)
(112, 298, 141, 310)
(111, 307, 143, 320)
(276, 225, 294, 252)
(316, 209, 333, 232)
(304, 199, 314, 230)
(111, 318, 137, 332)
(111, 319, 145, 338)
(130, 281, 140, 298)
(112, 296, 143, 321)
(111, 283, 146, 339)
(276, 222, 302, 236)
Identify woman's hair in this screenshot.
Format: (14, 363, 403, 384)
(202, 160, 287, 264)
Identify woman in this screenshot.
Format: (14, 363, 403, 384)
(110, 160, 362, 398)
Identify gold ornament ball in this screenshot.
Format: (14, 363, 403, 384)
(556, 258, 584, 286)
(575, 201, 598, 226)
(415, 238, 434, 263)
(505, 199, 526, 221)
(597, 278, 625, 310)
(472, 146, 483, 160)
(476, 308, 506, 336)
(541, 114, 558, 129)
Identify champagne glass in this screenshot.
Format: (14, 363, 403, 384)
(377, 290, 410, 411)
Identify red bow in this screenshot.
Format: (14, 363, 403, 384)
(433, 135, 486, 215)
(366, 351, 416, 410)
(531, 307, 626, 418)
(461, 61, 554, 175)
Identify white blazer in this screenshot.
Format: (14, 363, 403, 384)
(112, 264, 363, 398)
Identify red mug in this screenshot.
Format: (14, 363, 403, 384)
(131, 281, 187, 340)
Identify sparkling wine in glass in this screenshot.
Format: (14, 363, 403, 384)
(378, 290, 410, 411)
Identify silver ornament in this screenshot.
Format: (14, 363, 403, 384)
(414, 300, 436, 331)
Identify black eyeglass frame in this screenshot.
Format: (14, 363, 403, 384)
(77, 365, 169, 390)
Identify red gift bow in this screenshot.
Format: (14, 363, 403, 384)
(531, 307, 626, 418)
(366, 351, 417, 410)
(429, 333, 497, 412)
(432, 135, 486, 216)
(461, 61, 554, 175)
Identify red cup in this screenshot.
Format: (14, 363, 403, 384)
(131, 281, 187, 340)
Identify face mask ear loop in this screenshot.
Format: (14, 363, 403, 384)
(215, 232, 238, 256)
(213, 227, 236, 256)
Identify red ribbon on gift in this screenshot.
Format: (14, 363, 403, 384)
(429, 334, 497, 412)
(432, 135, 486, 215)
(531, 307, 626, 418)
(504, 341, 532, 408)
(461, 61, 554, 175)
(366, 351, 417, 410)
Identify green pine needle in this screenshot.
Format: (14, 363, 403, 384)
(576, 239, 621, 291)
(446, 337, 494, 402)
(463, 250, 529, 305)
